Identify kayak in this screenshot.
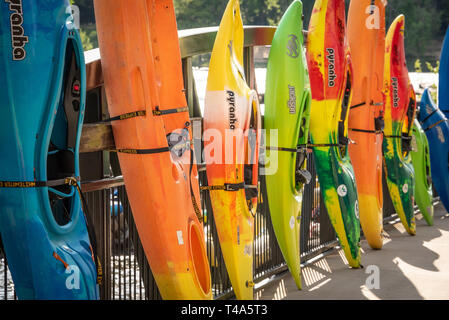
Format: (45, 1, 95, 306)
(439, 26, 449, 117)
(410, 119, 434, 226)
(0, 0, 99, 299)
(203, 0, 262, 300)
(418, 89, 449, 214)
(94, 0, 212, 300)
(382, 15, 416, 235)
(264, 0, 311, 290)
(347, 0, 386, 249)
(306, 0, 362, 268)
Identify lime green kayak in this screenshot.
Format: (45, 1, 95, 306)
(411, 119, 434, 226)
(264, 0, 311, 290)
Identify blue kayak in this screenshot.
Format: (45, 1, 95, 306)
(439, 27, 449, 117)
(0, 0, 99, 299)
(418, 89, 449, 213)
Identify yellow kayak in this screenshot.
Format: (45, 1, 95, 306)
(203, 0, 262, 300)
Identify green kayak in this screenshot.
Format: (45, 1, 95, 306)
(411, 119, 434, 226)
(264, 0, 311, 290)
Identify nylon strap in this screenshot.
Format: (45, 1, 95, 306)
(71, 178, 103, 284)
(201, 182, 258, 192)
(101, 110, 146, 123)
(350, 101, 366, 109)
(420, 108, 440, 124)
(0, 177, 80, 188)
(424, 119, 447, 132)
(306, 143, 348, 148)
(349, 128, 382, 134)
(153, 106, 189, 116)
(109, 147, 170, 155)
(264, 146, 307, 153)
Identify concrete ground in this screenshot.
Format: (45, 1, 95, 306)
(256, 202, 449, 300)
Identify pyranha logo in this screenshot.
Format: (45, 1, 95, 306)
(227, 90, 237, 130)
(326, 48, 337, 87)
(5, 0, 28, 61)
(286, 34, 299, 58)
(287, 85, 296, 114)
(392, 77, 399, 107)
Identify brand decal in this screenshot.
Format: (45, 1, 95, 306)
(287, 85, 296, 114)
(355, 200, 359, 220)
(392, 77, 400, 108)
(5, 0, 28, 61)
(326, 48, 336, 87)
(402, 183, 408, 194)
(227, 90, 237, 130)
(286, 34, 299, 58)
(337, 184, 348, 197)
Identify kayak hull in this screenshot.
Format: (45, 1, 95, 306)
(204, 0, 262, 300)
(418, 89, 449, 214)
(411, 119, 434, 226)
(383, 15, 416, 235)
(306, 0, 361, 268)
(94, 0, 212, 300)
(0, 0, 98, 299)
(264, 0, 311, 290)
(347, 0, 386, 249)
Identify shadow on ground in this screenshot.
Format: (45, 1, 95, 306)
(256, 203, 449, 300)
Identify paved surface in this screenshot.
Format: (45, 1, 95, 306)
(256, 203, 449, 300)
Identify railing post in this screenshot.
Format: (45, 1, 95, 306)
(182, 57, 202, 118)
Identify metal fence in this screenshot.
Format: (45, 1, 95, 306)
(1, 26, 402, 300)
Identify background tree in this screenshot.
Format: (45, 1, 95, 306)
(74, 0, 449, 70)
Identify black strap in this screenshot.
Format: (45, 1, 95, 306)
(188, 148, 203, 221)
(423, 119, 447, 132)
(71, 179, 103, 285)
(200, 182, 257, 192)
(100, 110, 146, 123)
(109, 147, 170, 155)
(307, 142, 349, 148)
(350, 102, 366, 110)
(265, 146, 307, 153)
(0, 177, 80, 188)
(420, 108, 440, 124)
(0, 177, 103, 284)
(153, 106, 189, 116)
(349, 128, 383, 134)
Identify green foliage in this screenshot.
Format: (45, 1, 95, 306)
(414, 59, 423, 73)
(425, 61, 440, 73)
(70, 0, 449, 68)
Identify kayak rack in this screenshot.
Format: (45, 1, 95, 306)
(0, 26, 431, 301)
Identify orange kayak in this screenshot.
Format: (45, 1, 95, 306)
(94, 0, 212, 300)
(347, 0, 386, 249)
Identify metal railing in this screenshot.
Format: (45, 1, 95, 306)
(1, 26, 402, 300)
